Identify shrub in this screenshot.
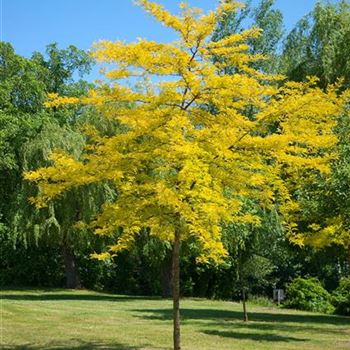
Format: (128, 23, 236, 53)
(248, 295, 275, 307)
(284, 277, 334, 313)
(332, 277, 350, 316)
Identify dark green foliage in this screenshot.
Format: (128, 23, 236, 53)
(31, 42, 92, 94)
(109, 250, 162, 295)
(332, 277, 350, 315)
(0, 235, 65, 287)
(284, 277, 334, 314)
(293, 246, 348, 292)
(0, 233, 117, 290)
(85, 232, 173, 296)
(0, 42, 47, 114)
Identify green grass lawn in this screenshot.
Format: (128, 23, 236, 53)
(1, 289, 350, 350)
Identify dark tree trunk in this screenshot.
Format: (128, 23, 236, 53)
(172, 228, 181, 350)
(62, 245, 81, 289)
(242, 288, 248, 322)
(161, 248, 173, 298)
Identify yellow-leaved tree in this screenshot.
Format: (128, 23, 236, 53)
(25, 1, 348, 349)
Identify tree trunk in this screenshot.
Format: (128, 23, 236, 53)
(161, 248, 173, 298)
(62, 245, 81, 289)
(242, 288, 248, 322)
(172, 228, 181, 350)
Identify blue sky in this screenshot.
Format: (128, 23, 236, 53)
(3, 0, 319, 58)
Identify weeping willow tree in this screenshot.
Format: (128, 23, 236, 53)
(0, 42, 118, 288)
(11, 117, 116, 288)
(281, 0, 350, 89)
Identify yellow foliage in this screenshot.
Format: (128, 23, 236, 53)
(290, 217, 350, 250)
(26, 1, 349, 264)
(91, 252, 111, 261)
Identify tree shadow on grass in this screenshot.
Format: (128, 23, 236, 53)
(1, 339, 165, 350)
(1, 292, 159, 303)
(132, 307, 350, 326)
(226, 320, 349, 335)
(132, 308, 349, 343)
(202, 329, 307, 342)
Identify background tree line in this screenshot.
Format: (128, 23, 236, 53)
(1, 0, 349, 311)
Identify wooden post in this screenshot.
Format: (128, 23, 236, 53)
(242, 288, 248, 322)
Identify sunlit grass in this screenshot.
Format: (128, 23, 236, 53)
(2, 289, 350, 349)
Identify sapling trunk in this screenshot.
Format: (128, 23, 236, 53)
(172, 228, 181, 350)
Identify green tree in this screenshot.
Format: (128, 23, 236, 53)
(288, 108, 350, 269)
(31, 42, 93, 94)
(222, 207, 282, 321)
(0, 42, 114, 289)
(281, 1, 350, 89)
(213, 0, 284, 73)
(280, 2, 350, 269)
